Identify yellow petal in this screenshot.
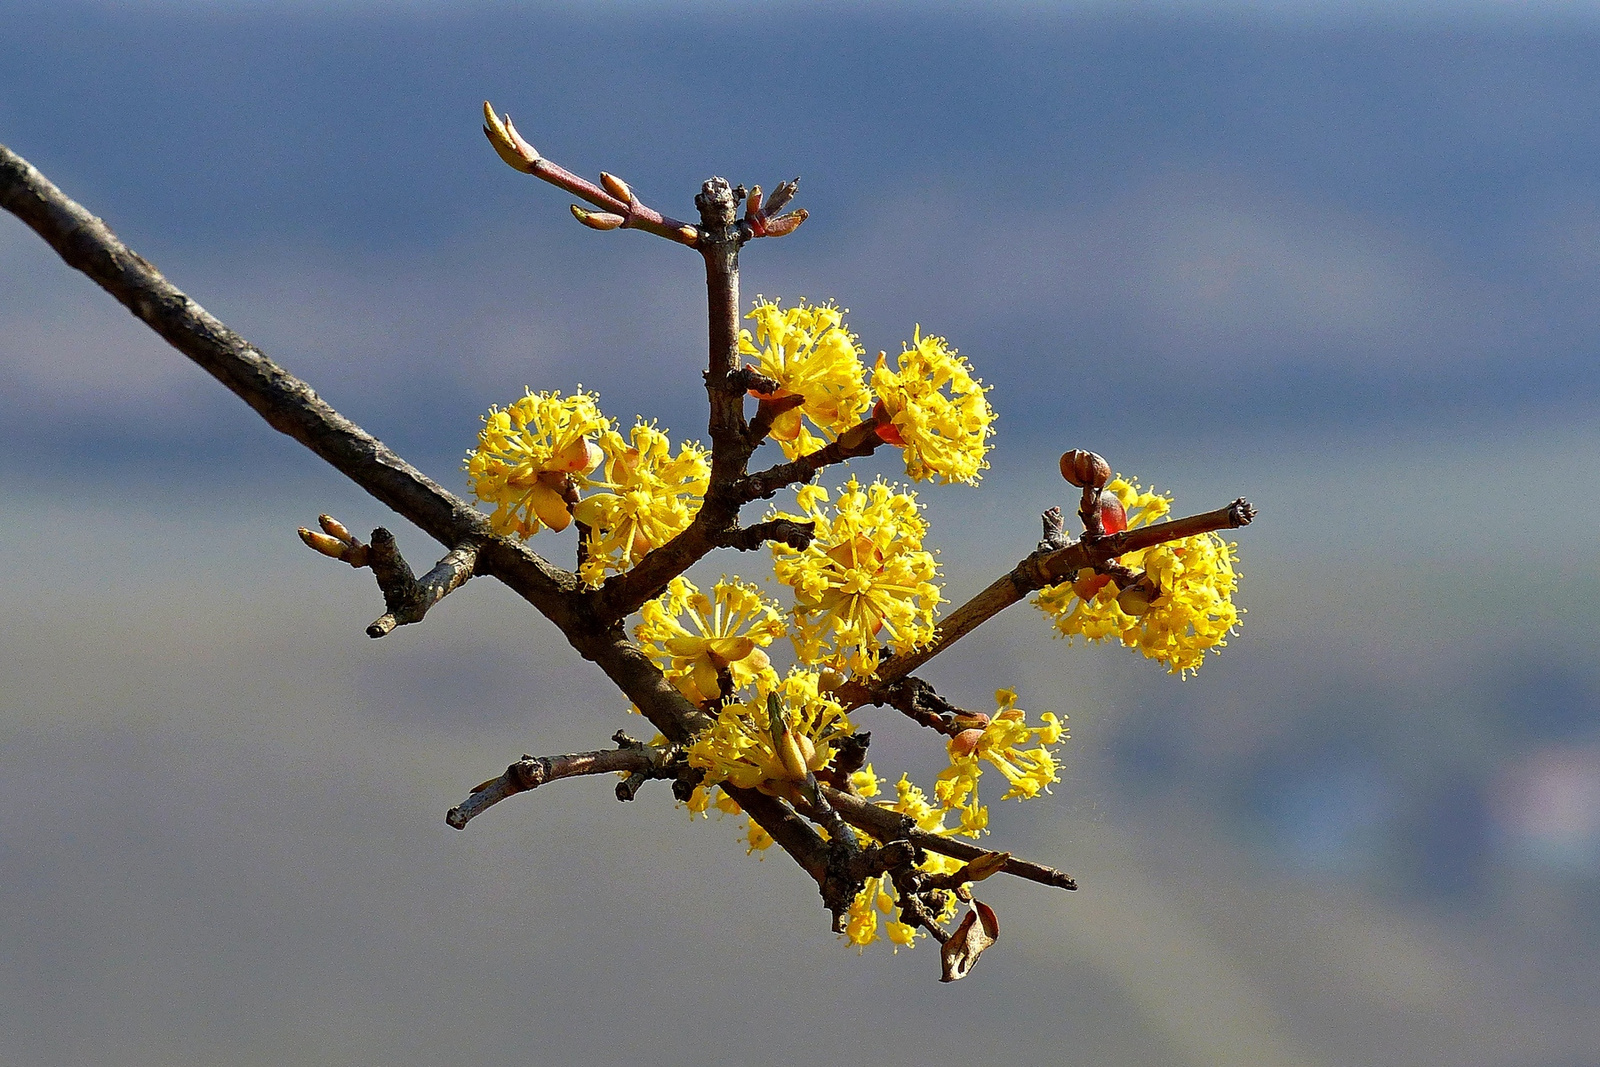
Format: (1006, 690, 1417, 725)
(529, 484, 573, 532)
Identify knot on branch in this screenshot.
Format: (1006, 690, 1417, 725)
(727, 364, 784, 398)
(1039, 505, 1071, 551)
(695, 176, 737, 229)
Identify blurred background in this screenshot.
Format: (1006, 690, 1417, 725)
(3, 1, 1599, 1063)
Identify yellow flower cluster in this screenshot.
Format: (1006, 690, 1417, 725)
(465, 389, 608, 537)
(844, 775, 964, 951)
(1034, 477, 1242, 675)
(936, 689, 1065, 835)
(634, 576, 785, 707)
(770, 477, 942, 678)
(686, 669, 853, 796)
(573, 422, 710, 586)
(738, 298, 872, 460)
(870, 328, 994, 485)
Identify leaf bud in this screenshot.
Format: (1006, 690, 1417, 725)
(1059, 449, 1111, 489)
(599, 171, 633, 203)
(299, 528, 347, 559)
(317, 513, 354, 544)
(570, 205, 625, 230)
(481, 101, 539, 173)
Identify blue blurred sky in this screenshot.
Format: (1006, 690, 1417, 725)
(5, 3, 1600, 1065)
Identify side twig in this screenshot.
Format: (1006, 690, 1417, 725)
(447, 740, 660, 830)
(835, 499, 1256, 709)
(824, 787, 1077, 892)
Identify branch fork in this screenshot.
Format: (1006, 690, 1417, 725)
(298, 514, 478, 637)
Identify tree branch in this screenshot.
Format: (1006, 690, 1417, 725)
(447, 742, 661, 830)
(0, 141, 583, 625)
(712, 518, 815, 552)
(823, 787, 1077, 892)
(834, 499, 1256, 708)
(734, 418, 886, 502)
(483, 103, 699, 247)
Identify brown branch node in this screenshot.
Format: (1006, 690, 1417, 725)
(363, 529, 479, 638)
(714, 518, 816, 552)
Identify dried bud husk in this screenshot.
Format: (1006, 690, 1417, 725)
(836, 418, 884, 455)
(760, 209, 807, 237)
(949, 728, 986, 758)
(871, 397, 907, 446)
(940, 900, 1000, 982)
(1059, 449, 1111, 489)
(765, 178, 799, 215)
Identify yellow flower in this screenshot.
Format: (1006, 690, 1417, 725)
(634, 576, 786, 707)
(687, 669, 854, 796)
(870, 328, 994, 485)
(465, 389, 609, 537)
(1034, 477, 1242, 676)
(843, 775, 964, 951)
(738, 298, 872, 460)
(936, 689, 1064, 830)
(770, 477, 942, 678)
(572, 421, 710, 585)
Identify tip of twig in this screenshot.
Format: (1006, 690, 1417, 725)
(1229, 498, 1257, 527)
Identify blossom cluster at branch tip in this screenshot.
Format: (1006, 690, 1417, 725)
(465, 389, 609, 538)
(1034, 476, 1243, 676)
(573, 421, 710, 585)
(936, 689, 1065, 835)
(737, 298, 872, 459)
(870, 327, 994, 485)
(635, 575, 785, 706)
(770, 476, 942, 678)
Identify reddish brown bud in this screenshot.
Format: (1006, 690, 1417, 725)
(1095, 490, 1128, 535)
(759, 209, 807, 237)
(949, 728, 986, 758)
(1059, 449, 1111, 489)
(871, 399, 906, 446)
